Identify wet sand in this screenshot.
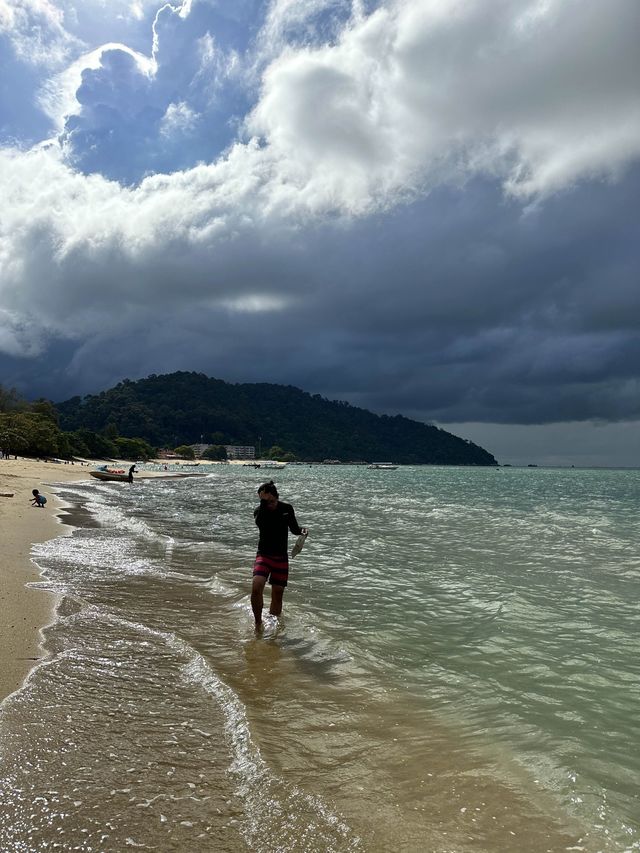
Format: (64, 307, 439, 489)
(0, 457, 172, 702)
(0, 457, 83, 701)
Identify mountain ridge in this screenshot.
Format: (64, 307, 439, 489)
(56, 371, 498, 465)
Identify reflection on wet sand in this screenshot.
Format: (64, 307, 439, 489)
(225, 628, 595, 853)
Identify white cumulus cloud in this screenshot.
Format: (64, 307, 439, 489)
(247, 0, 640, 205)
(0, 0, 77, 65)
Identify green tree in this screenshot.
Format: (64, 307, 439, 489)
(174, 444, 195, 459)
(25, 415, 61, 456)
(0, 415, 29, 454)
(67, 431, 90, 458)
(202, 444, 227, 461)
(31, 398, 60, 424)
(0, 412, 60, 456)
(104, 422, 119, 440)
(114, 436, 154, 460)
(73, 428, 117, 459)
(267, 445, 285, 460)
(57, 432, 74, 459)
(0, 385, 26, 413)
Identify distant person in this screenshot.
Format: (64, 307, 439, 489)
(128, 464, 136, 483)
(30, 489, 47, 508)
(251, 481, 307, 630)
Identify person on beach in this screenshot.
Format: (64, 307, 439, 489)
(251, 481, 307, 629)
(128, 464, 136, 483)
(30, 489, 47, 507)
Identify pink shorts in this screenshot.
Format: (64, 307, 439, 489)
(253, 553, 289, 587)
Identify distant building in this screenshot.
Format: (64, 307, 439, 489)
(224, 445, 255, 460)
(190, 443, 211, 458)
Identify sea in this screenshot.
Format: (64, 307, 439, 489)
(0, 465, 638, 852)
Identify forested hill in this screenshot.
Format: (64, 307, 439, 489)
(56, 372, 497, 465)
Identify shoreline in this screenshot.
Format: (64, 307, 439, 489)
(0, 458, 85, 702)
(0, 457, 172, 703)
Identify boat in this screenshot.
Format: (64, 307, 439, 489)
(367, 463, 398, 470)
(90, 469, 130, 482)
(259, 462, 287, 470)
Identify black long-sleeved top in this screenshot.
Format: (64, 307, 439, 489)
(254, 501, 302, 556)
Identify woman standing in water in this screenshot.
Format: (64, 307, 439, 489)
(251, 481, 307, 629)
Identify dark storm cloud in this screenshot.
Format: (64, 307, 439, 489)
(1, 168, 638, 430)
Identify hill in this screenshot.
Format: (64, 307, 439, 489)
(55, 372, 497, 465)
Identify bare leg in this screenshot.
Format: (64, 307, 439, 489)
(269, 584, 285, 617)
(251, 575, 267, 627)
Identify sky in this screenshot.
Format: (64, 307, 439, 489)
(1, 0, 639, 466)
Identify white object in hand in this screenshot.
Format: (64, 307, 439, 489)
(291, 531, 308, 558)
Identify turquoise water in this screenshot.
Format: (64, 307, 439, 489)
(0, 466, 638, 851)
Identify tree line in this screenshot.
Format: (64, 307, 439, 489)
(0, 386, 154, 461)
(54, 372, 498, 465)
(2, 372, 498, 465)
(0, 382, 298, 463)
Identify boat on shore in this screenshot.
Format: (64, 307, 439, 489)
(90, 467, 131, 482)
(367, 463, 398, 470)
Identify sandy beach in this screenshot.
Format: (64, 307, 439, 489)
(0, 457, 178, 703)
(0, 457, 85, 702)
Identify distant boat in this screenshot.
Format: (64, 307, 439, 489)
(90, 465, 133, 482)
(90, 470, 131, 482)
(367, 463, 398, 470)
(260, 462, 287, 470)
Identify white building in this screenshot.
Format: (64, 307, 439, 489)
(224, 445, 255, 460)
(190, 443, 211, 458)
